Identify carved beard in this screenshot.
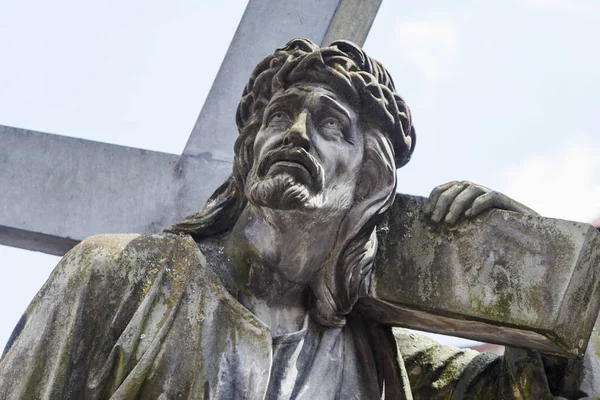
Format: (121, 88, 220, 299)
(246, 172, 324, 210)
(245, 170, 357, 214)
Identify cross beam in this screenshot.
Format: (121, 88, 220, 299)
(0, 125, 231, 256)
(366, 194, 600, 357)
(0, 0, 382, 256)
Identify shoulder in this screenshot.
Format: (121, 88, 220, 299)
(73, 232, 200, 256)
(67, 233, 140, 269)
(69, 232, 202, 262)
(54, 233, 206, 287)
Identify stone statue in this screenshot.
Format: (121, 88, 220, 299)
(1, 38, 598, 399)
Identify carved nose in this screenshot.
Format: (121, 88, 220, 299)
(283, 112, 310, 150)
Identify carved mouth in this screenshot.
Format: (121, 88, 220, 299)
(269, 160, 311, 176)
(259, 148, 323, 190)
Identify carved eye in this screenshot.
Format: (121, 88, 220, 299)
(320, 117, 343, 133)
(267, 111, 290, 127)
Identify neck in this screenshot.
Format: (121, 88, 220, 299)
(223, 203, 342, 335)
(242, 260, 308, 336)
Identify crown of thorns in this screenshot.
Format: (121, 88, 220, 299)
(234, 38, 416, 168)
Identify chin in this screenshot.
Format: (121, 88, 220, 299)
(246, 173, 323, 211)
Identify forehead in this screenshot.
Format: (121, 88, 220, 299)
(268, 84, 356, 112)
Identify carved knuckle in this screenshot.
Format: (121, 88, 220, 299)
(430, 187, 443, 197)
(475, 193, 492, 206)
(449, 203, 463, 215)
(438, 192, 454, 206)
(472, 195, 486, 208)
(438, 181, 458, 192)
(464, 187, 480, 198)
(436, 181, 453, 191)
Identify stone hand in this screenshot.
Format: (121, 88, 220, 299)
(424, 180, 538, 225)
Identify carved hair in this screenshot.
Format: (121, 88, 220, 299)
(167, 38, 416, 327)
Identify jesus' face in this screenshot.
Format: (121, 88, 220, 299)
(245, 84, 365, 213)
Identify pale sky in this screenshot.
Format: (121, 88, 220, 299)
(1, 0, 599, 349)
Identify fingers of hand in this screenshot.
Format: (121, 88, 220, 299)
(431, 183, 467, 223)
(445, 185, 486, 224)
(425, 181, 459, 216)
(465, 191, 502, 217)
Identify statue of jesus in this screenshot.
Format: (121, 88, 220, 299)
(1, 38, 598, 399)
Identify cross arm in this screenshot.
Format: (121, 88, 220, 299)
(359, 194, 600, 358)
(0, 125, 231, 256)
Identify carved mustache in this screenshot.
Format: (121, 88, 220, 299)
(258, 147, 324, 191)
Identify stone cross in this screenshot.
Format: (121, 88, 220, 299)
(0, 0, 382, 256)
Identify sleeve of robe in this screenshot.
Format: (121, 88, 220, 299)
(394, 323, 600, 399)
(0, 233, 199, 399)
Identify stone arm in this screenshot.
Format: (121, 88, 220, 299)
(394, 327, 600, 399)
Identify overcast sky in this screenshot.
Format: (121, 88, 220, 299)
(1, 0, 599, 349)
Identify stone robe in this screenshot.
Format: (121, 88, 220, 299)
(1, 233, 598, 399)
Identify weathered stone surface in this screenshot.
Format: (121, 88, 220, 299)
(0, 125, 232, 255)
(367, 193, 600, 357)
